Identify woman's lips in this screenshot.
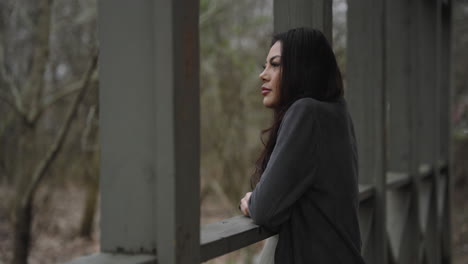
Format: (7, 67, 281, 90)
(262, 87, 272, 95)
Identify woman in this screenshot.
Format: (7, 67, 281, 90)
(239, 28, 364, 263)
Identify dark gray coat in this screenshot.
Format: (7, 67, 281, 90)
(249, 97, 363, 264)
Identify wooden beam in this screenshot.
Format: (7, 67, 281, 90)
(385, 0, 421, 262)
(154, 1, 200, 263)
(200, 216, 275, 262)
(65, 253, 157, 264)
(386, 0, 411, 173)
(411, 0, 440, 262)
(99, 1, 159, 253)
(440, 1, 453, 263)
(346, 0, 387, 263)
(273, 0, 332, 43)
(98, 1, 200, 263)
(439, 1, 451, 166)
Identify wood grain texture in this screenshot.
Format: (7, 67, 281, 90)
(347, 0, 387, 263)
(98, 0, 200, 263)
(273, 0, 332, 42)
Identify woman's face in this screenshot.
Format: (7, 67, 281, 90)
(259, 41, 282, 108)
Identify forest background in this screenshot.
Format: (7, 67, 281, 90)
(0, 0, 467, 263)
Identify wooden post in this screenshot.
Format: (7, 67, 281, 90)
(273, 0, 332, 43)
(410, 0, 440, 263)
(347, 0, 387, 263)
(387, 0, 411, 174)
(439, 1, 453, 263)
(98, 1, 200, 264)
(385, 0, 421, 262)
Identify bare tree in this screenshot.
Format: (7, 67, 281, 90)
(12, 52, 97, 264)
(0, 0, 99, 263)
(199, 0, 273, 208)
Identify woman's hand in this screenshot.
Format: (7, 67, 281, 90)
(239, 192, 252, 216)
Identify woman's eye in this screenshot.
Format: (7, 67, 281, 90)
(261, 64, 266, 70)
(271, 62, 280, 67)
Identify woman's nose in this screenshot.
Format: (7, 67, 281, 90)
(259, 69, 267, 81)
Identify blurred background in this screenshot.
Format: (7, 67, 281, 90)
(0, 0, 466, 263)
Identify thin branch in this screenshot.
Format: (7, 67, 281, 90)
(0, 94, 27, 121)
(43, 82, 81, 104)
(24, 0, 54, 124)
(42, 73, 98, 108)
(0, 36, 26, 119)
(19, 51, 98, 208)
(81, 105, 97, 152)
(26, 68, 98, 124)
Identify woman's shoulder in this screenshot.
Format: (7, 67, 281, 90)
(286, 97, 348, 124)
(288, 97, 344, 113)
(287, 97, 319, 112)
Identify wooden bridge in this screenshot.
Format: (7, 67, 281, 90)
(67, 0, 453, 263)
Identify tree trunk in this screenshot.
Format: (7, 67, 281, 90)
(79, 175, 98, 238)
(10, 53, 98, 264)
(12, 199, 33, 264)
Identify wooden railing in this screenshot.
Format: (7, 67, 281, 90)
(199, 162, 449, 262)
(66, 162, 448, 264)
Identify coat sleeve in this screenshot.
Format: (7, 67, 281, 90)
(249, 99, 320, 228)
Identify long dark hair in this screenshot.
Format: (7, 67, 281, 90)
(251, 27, 344, 188)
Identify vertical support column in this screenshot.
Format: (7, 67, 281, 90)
(154, 0, 200, 263)
(439, 0, 452, 163)
(434, 1, 444, 263)
(347, 0, 387, 263)
(411, 0, 440, 262)
(98, 1, 200, 264)
(439, 1, 453, 263)
(385, 1, 421, 263)
(273, 0, 332, 42)
(387, 0, 411, 174)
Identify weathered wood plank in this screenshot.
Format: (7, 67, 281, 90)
(386, 0, 411, 173)
(98, 1, 200, 263)
(386, 172, 411, 190)
(359, 184, 376, 202)
(385, 162, 449, 191)
(347, 0, 387, 262)
(200, 216, 275, 262)
(154, 0, 200, 263)
(439, 1, 451, 163)
(386, 187, 411, 261)
(273, 0, 332, 42)
(65, 253, 157, 264)
(413, 2, 440, 262)
(440, 2, 453, 263)
(358, 198, 375, 259)
(99, 1, 160, 253)
(383, 2, 423, 259)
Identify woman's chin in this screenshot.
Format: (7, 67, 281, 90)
(263, 97, 272, 108)
(263, 100, 273, 108)
(263, 98, 277, 109)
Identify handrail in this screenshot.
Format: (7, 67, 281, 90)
(200, 216, 274, 262)
(386, 172, 411, 189)
(200, 161, 449, 262)
(358, 184, 375, 201)
(200, 184, 376, 261)
(66, 161, 449, 264)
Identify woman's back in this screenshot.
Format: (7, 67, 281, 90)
(249, 97, 362, 263)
